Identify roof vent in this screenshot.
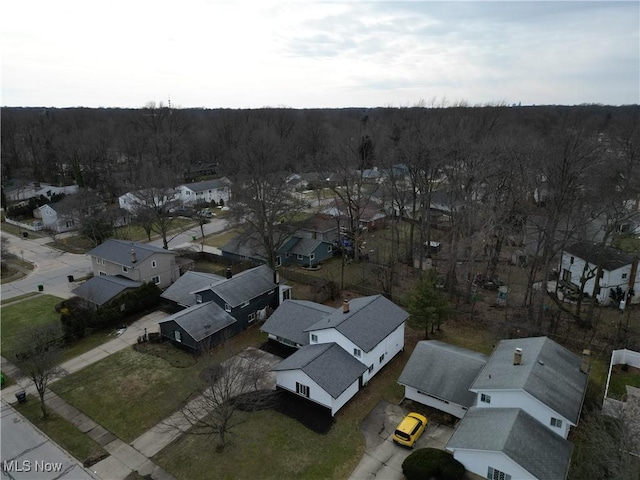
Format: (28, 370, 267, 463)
(130, 249, 137, 263)
(343, 299, 350, 314)
(514, 348, 523, 365)
(226, 267, 232, 279)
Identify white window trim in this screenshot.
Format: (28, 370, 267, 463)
(550, 417, 563, 428)
(354, 348, 362, 358)
(152, 275, 160, 285)
(248, 312, 256, 323)
(174, 331, 182, 343)
(99, 271, 107, 276)
(481, 393, 491, 404)
(297, 254, 304, 260)
(122, 266, 129, 273)
(296, 382, 310, 398)
(310, 253, 315, 260)
(310, 334, 318, 343)
(241, 300, 250, 308)
(225, 303, 232, 313)
(152, 260, 157, 268)
(196, 294, 203, 304)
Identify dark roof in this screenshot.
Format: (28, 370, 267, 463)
(159, 302, 236, 342)
(160, 271, 225, 307)
(260, 300, 334, 346)
(471, 337, 588, 424)
(87, 239, 175, 267)
(398, 341, 488, 408)
(272, 343, 367, 398)
(447, 407, 573, 480)
(196, 265, 276, 307)
(306, 295, 408, 352)
(292, 214, 338, 234)
(182, 179, 228, 192)
(72, 275, 142, 306)
(221, 234, 268, 263)
(565, 243, 636, 271)
(288, 238, 327, 256)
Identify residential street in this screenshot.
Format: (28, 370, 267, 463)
(146, 217, 228, 250)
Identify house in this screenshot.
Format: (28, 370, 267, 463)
(158, 301, 237, 352)
(4, 179, 79, 203)
(261, 299, 334, 348)
(560, 243, 640, 305)
(36, 194, 106, 233)
(397, 341, 488, 419)
(184, 162, 218, 181)
(286, 237, 334, 268)
(177, 178, 231, 206)
(287, 213, 339, 243)
(71, 275, 142, 308)
(118, 188, 182, 213)
(158, 265, 288, 352)
(87, 239, 179, 289)
(443, 336, 589, 480)
(267, 295, 408, 415)
(322, 200, 387, 231)
(447, 408, 573, 480)
(160, 271, 226, 310)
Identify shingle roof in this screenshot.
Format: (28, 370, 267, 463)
(72, 275, 142, 306)
(288, 238, 326, 256)
(306, 295, 408, 352)
(272, 343, 367, 398)
(565, 242, 635, 271)
(398, 341, 488, 408)
(221, 234, 269, 263)
(471, 337, 588, 424)
(182, 179, 228, 192)
(159, 301, 236, 342)
(260, 300, 334, 346)
(200, 264, 276, 307)
(447, 407, 573, 480)
(160, 271, 226, 307)
(87, 239, 175, 267)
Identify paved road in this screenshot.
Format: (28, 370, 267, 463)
(147, 217, 228, 250)
(0, 403, 99, 480)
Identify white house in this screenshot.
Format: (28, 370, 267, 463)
(445, 336, 590, 480)
(265, 295, 408, 415)
(177, 179, 231, 206)
(397, 341, 488, 419)
(5, 179, 79, 203)
(118, 188, 182, 213)
(36, 194, 105, 233)
(560, 243, 640, 306)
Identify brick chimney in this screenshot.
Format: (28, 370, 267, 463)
(343, 299, 350, 314)
(580, 349, 591, 374)
(514, 347, 523, 365)
(130, 249, 137, 263)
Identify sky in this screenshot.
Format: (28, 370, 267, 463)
(2, 1, 639, 109)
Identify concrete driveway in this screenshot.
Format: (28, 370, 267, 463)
(349, 401, 455, 480)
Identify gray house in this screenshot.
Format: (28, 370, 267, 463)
(261, 299, 334, 348)
(71, 275, 142, 308)
(398, 341, 488, 419)
(87, 239, 179, 289)
(160, 271, 225, 309)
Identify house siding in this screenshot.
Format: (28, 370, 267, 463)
(472, 389, 571, 438)
(90, 254, 178, 289)
(404, 386, 469, 419)
(159, 320, 236, 353)
(449, 449, 536, 480)
(199, 288, 278, 332)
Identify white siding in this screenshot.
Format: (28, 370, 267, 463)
(472, 389, 571, 438)
(450, 449, 536, 480)
(404, 386, 468, 419)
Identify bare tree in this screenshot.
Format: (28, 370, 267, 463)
(169, 351, 274, 451)
(14, 325, 65, 419)
(129, 187, 184, 249)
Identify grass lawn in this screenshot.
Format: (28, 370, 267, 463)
(0, 222, 45, 238)
(1, 291, 40, 305)
(51, 327, 266, 443)
(606, 364, 640, 400)
(16, 394, 108, 465)
(202, 229, 239, 248)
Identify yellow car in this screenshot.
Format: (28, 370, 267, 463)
(393, 412, 428, 447)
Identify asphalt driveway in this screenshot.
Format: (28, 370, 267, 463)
(348, 401, 455, 480)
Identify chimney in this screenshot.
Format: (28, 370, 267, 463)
(514, 348, 523, 365)
(343, 299, 350, 314)
(130, 249, 137, 263)
(226, 267, 232, 279)
(580, 349, 591, 374)
(274, 270, 280, 284)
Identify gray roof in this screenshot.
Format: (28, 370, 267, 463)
(447, 407, 573, 480)
(87, 239, 175, 268)
(260, 300, 335, 346)
(197, 264, 276, 307)
(288, 238, 326, 256)
(182, 179, 228, 192)
(306, 295, 408, 352)
(159, 301, 236, 342)
(398, 341, 488, 408)
(272, 343, 367, 398)
(72, 275, 142, 306)
(471, 337, 588, 424)
(221, 234, 268, 263)
(160, 271, 225, 307)
(565, 242, 635, 271)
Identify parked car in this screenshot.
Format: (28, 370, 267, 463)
(198, 208, 214, 218)
(393, 412, 428, 448)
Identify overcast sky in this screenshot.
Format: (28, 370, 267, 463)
(2, 1, 638, 109)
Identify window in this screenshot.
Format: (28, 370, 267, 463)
(570, 256, 574, 264)
(296, 382, 310, 398)
(327, 245, 332, 253)
(562, 269, 571, 283)
(248, 312, 256, 323)
(310, 253, 315, 260)
(152, 275, 160, 285)
(353, 348, 362, 358)
(152, 260, 157, 268)
(622, 273, 628, 279)
(174, 331, 182, 343)
(276, 256, 282, 267)
(268, 289, 275, 295)
(368, 364, 374, 374)
(196, 295, 203, 304)
(297, 254, 304, 260)
(99, 271, 107, 276)
(487, 467, 511, 480)
(311, 334, 318, 343)
(379, 353, 385, 364)
(122, 266, 129, 273)
(241, 300, 250, 308)
(225, 303, 231, 313)
(481, 393, 491, 404)
(550, 417, 563, 428)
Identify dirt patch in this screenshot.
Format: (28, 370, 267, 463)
(133, 342, 197, 368)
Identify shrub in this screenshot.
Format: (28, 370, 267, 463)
(402, 448, 465, 480)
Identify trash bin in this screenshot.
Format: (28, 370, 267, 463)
(37, 284, 43, 292)
(192, 235, 197, 241)
(22, 231, 28, 238)
(15, 390, 26, 403)
(67, 275, 74, 282)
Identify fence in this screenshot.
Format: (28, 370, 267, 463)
(5, 217, 44, 231)
(602, 348, 640, 416)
